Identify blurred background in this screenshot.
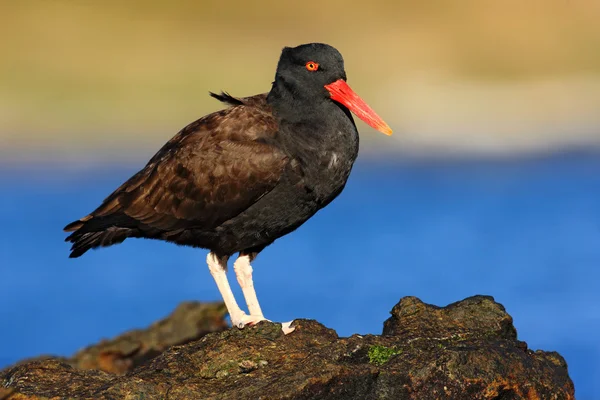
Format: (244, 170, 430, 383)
(1, 0, 599, 397)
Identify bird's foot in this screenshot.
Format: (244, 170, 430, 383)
(281, 320, 295, 335)
(232, 313, 269, 329)
(231, 314, 296, 335)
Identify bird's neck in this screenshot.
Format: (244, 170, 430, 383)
(267, 78, 356, 136)
(266, 78, 359, 179)
(267, 79, 324, 123)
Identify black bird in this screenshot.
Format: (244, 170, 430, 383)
(64, 43, 392, 333)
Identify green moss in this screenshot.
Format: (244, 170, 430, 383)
(199, 359, 240, 379)
(368, 345, 401, 366)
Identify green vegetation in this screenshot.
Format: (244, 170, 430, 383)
(368, 345, 401, 366)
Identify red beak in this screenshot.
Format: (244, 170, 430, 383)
(324, 79, 392, 136)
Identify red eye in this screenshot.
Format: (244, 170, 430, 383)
(305, 61, 319, 71)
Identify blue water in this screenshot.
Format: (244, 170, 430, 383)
(1, 153, 599, 398)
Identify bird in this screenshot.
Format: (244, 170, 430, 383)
(64, 43, 392, 334)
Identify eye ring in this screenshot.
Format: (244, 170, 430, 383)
(305, 61, 319, 72)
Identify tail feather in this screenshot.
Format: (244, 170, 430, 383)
(64, 214, 136, 258)
(63, 215, 92, 232)
(66, 226, 132, 258)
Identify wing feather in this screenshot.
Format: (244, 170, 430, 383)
(76, 101, 286, 234)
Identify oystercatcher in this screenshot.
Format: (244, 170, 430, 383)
(65, 43, 392, 333)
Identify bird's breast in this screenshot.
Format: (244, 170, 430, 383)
(328, 151, 340, 169)
(299, 130, 358, 204)
(274, 106, 359, 204)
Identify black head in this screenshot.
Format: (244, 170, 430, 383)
(272, 43, 347, 101)
(268, 43, 392, 135)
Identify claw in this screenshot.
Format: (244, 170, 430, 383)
(231, 314, 296, 334)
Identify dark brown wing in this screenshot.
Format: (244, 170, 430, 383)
(65, 98, 286, 256)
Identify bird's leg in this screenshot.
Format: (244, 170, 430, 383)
(206, 252, 263, 329)
(233, 252, 295, 334)
(233, 253, 264, 318)
(206, 252, 243, 326)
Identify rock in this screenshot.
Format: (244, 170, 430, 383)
(0, 388, 14, 400)
(382, 295, 517, 340)
(0, 296, 574, 399)
(6, 301, 228, 375)
(68, 301, 228, 374)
